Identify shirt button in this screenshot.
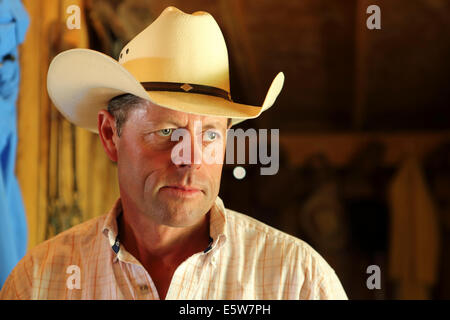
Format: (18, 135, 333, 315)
(139, 284, 149, 293)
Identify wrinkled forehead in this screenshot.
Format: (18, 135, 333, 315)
(130, 101, 228, 128)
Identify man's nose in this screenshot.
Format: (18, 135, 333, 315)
(172, 128, 203, 170)
(182, 135, 202, 170)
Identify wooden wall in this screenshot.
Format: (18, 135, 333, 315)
(17, 0, 119, 249)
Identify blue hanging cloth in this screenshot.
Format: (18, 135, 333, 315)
(0, 0, 30, 289)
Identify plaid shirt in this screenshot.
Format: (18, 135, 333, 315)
(0, 197, 347, 300)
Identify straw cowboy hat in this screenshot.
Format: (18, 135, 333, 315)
(47, 6, 285, 133)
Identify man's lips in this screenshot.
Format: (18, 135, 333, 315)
(160, 185, 203, 196)
(163, 185, 201, 191)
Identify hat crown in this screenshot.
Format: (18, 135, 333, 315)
(118, 6, 230, 92)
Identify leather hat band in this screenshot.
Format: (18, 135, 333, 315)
(141, 81, 232, 102)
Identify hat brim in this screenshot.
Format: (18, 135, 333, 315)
(47, 49, 284, 133)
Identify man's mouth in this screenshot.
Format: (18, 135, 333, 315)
(160, 185, 203, 197)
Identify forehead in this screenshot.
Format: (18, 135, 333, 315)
(129, 101, 228, 127)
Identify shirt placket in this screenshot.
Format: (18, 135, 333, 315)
(134, 265, 157, 300)
(164, 252, 209, 299)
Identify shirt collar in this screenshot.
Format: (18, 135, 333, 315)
(102, 198, 122, 249)
(102, 196, 228, 258)
(207, 196, 228, 252)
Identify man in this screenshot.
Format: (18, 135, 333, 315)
(0, 6, 347, 299)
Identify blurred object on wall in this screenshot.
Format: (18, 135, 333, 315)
(424, 141, 450, 299)
(388, 155, 441, 299)
(17, 0, 120, 250)
(85, 0, 156, 58)
(45, 1, 85, 239)
(295, 154, 352, 297)
(0, 0, 29, 288)
(424, 142, 450, 231)
(297, 154, 349, 253)
(341, 141, 389, 254)
(340, 141, 390, 300)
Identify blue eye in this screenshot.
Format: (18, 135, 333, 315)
(157, 128, 173, 137)
(204, 130, 219, 141)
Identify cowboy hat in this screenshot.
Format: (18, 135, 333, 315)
(47, 6, 284, 133)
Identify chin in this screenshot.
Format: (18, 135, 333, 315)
(163, 210, 206, 228)
(150, 201, 208, 227)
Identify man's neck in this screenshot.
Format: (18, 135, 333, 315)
(117, 208, 211, 267)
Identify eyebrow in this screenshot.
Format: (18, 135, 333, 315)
(144, 119, 226, 130)
(142, 120, 185, 129)
(202, 122, 227, 130)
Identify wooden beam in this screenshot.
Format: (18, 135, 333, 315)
(280, 131, 450, 167)
(353, 0, 372, 130)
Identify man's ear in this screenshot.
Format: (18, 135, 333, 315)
(98, 110, 119, 162)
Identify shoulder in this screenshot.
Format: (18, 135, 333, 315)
(224, 208, 348, 299)
(0, 215, 107, 299)
(224, 207, 318, 257)
(29, 214, 107, 260)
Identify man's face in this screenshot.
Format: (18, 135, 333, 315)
(114, 102, 228, 227)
